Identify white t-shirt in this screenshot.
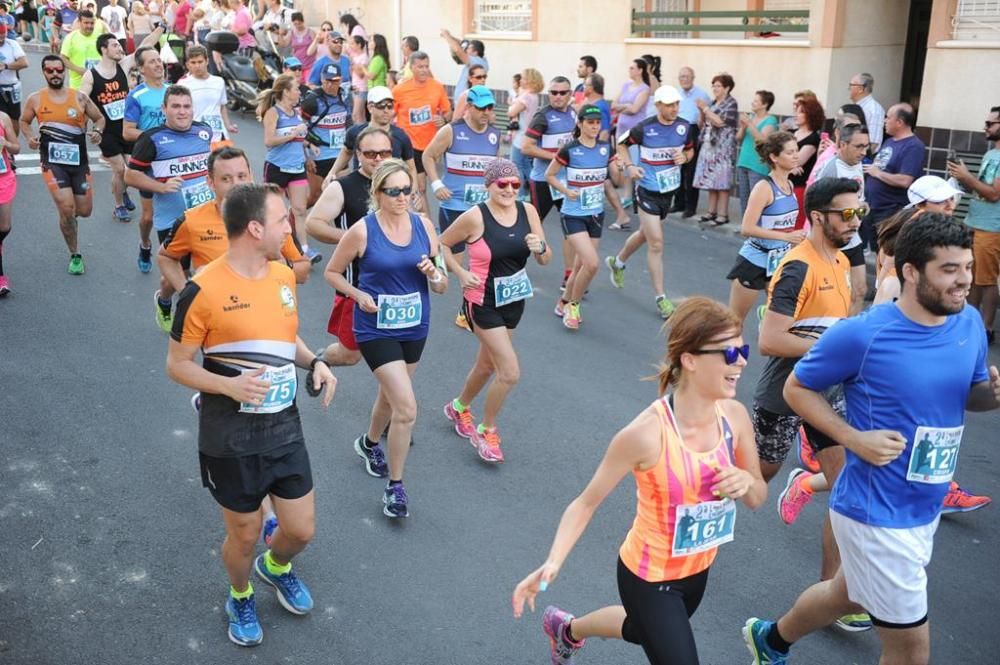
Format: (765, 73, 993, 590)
(814, 156, 865, 250)
(101, 5, 128, 38)
(179, 73, 229, 141)
(0, 39, 25, 87)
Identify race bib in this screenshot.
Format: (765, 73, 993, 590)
(671, 498, 736, 556)
(408, 105, 432, 126)
(0, 154, 7, 175)
(549, 179, 567, 202)
(203, 114, 225, 132)
(103, 98, 125, 121)
(329, 128, 345, 149)
(656, 166, 681, 193)
(239, 363, 297, 414)
(48, 142, 81, 166)
(463, 183, 488, 205)
(182, 180, 215, 209)
(906, 425, 963, 484)
(493, 268, 533, 307)
(765, 246, 789, 277)
(579, 184, 604, 212)
(6, 83, 21, 104)
(377, 291, 422, 329)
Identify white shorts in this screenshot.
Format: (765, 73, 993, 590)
(830, 510, 939, 627)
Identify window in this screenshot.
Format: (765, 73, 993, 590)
(952, 0, 1000, 40)
(473, 1, 533, 36)
(630, 0, 689, 40)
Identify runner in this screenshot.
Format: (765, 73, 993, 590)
(548, 104, 621, 329)
(166, 182, 337, 647)
(123, 45, 167, 273)
(258, 73, 321, 265)
(178, 44, 238, 149)
(124, 84, 212, 332)
(725, 131, 805, 325)
(422, 84, 501, 329)
(0, 23, 28, 132)
(59, 9, 99, 89)
(605, 86, 693, 319)
(19, 54, 104, 275)
(0, 105, 17, 295)
(521, 76, 576, 288)
(439, 157, 551, 463)
(310, 126, 390, 368)
(744, 213, 999, 665)
(299, 62, 350, 205)
(512, 296, 765, 665)
(327, 85, 416, 185)
(52, 0, 79, 50)
(324, 158, 448, 518)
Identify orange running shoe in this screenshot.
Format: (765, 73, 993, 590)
(796, 426, 821, 474)
(942, 481, 992, 514)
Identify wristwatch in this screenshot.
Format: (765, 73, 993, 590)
(309, 356, 327, 370)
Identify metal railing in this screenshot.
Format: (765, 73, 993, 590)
(630, 9, 809, 38)
(952, 0, 1000, 40)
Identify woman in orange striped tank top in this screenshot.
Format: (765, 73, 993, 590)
(513, 297, 767, 665)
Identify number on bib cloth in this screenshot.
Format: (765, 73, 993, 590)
(182, 181, 215, 209)
(48, 142, 81, 166)
(0, 155, 8, 175)
(906, 425, 963, 484)
(377, 292, 422, 329)
(204, 114, 224, 131)
(766, 246, 789, 277)
(409, 105, 432, 126)
(493, 268, 534, 307)
(239, 364, 297, 414)
(671, 498, 736, 556)
(330, 129, 345, 149)
(463, 183, 489, 205)
(579, 184, 604, 212)
(9, 84, 21, 104)
(549, 179, 567, 202)
(656, 166, 681, 193)
(103, 98, 125, 121)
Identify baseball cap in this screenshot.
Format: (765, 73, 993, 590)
(329, 30, 344, 40)
(466, 85, 495, 109)
(578, 104, 603, 121)
(367, 86, 393, 105)
(283, 56, 302, 69)
(907, 175, 962, 207)
(320, 63, 342, 80)
(653, 85, 682, 105)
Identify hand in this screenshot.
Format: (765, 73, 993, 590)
(563, 189, 579, 201)
(306, 159, 317, 174)
(228, 123, 239, 134)
(160, 177, 183, 193)
(946, 159, 970, 182)
(738, 115, 750, 128)
(862, 163, 881, 178)
(524, 233, 544, 254)
(790, 166, 804, 177)
(28, 135, 39, 149)
(847, 429, 907, 466)
(354, 291, 378, 313)
(416, 253, 438, 278)
(88, 130, 101, 145)
(410, 193, 425, 212)
(433, 114, 446, 128)
(990, 365, 1000, 404)
(673, 149, 687, 165)
(457, 268, 481, 289)
(293, 123, 308, 138)
(440, 28, 452, 38)
(711, 466, 754, 500)
(433, 185, 452, 201)
(786, 230, 808, 245)
(312, 362, 337, 407)
(225, 366, 270, 404)
(629, 165, 645, 179)
(818, 136, 834, 154)
(695, 98, 707, 110)
(309, 144, 321, 158)
(512, 561, 561, 618)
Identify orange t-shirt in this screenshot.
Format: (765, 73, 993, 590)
(392, 77, 452, 151)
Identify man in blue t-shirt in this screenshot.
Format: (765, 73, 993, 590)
(307, 31, 351, 91)
(743, 214, 1000, 665)
(863, 102, 925, 250)
(440, 29, 487, 105)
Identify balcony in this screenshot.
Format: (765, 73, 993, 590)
(630, 9, 810, 41)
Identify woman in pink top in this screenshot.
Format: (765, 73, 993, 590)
(228, 0, 254, 51)
(348, 34, 369, 123)
(611, 59, 651, 207)
(281, 11, 316, 82)
(339, 12, 365, 39)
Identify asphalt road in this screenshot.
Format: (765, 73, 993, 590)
(2, 53, 999, 665)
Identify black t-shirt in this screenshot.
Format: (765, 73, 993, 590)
(333, 170, 371, 292)
(791, 130, 820, 188)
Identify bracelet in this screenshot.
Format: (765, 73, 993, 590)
(430, 179, 445, 193)
(428, 270, 444, 284)
(309, 355, 327, 370)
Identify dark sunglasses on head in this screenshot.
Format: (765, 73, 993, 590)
(548, 89, 570, 96)
(690, 344, 750, 365)
(382, 185, 413, 197)
(820, 206, 869, 222)
(372, 101, 394, 110)
(361, 149, 393, 159)
(492, 178, 520, 190)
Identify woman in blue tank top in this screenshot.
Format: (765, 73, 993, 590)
(259, 74, 320, 263)
(325, 159, 447, 520)
(726, 131, 806, 325)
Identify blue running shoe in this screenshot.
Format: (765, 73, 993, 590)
(261, 514, 278, 547)
(253, 553, 313, 615)
(383, 482, 409, 518)
(225, 594, 263, 647)
(138, 244, 153, 274)
(113, 205, 131, 222)
(122, 190, 136, 211)
(743, 618, 788, 664)
(354, 434, 388, 478)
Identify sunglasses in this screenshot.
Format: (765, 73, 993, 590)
(361, 149, 393, 159)
(492, 178, 520, 190)
(690, 344, 750, 365)
(986, 121, 1000, 128)
(288, 66, 302, 71)
(819, 206, 869, 222)
(372, 101, 394, 110)
(470, 74, 487, 80)
(43, 67, 65, 74)
(332, 38, 344, 43)
(381, 185, 413, 197)
(548, 89, 570, 96)
(474, 104, 495, 112)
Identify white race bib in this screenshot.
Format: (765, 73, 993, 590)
(47, 142, 81, 166)
(766, 246, 789, 277)
(906, 425, 963, 484)
(103, 98, 125, 121)
(579, 184, 604, 212)
(656, 166, 681, 193)
(239, 363, 297, 414)
(182, 180, 215, 209)
(671, 498, 736, 556)
(493, 268, 533, 307)
(463, 183, 489, 206)
(377, 292, 422, 329)
(408, 105, 432, 126)
(549, 179, 567, 202)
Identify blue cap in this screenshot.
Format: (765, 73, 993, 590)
(283, 56, 302, 68)
(321, 63, 342, 80)
(467, 85, 495, 109)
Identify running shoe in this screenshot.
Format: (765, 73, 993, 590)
(354, 434, 388, 478)
(225, 594, 263, 647)
(0, 275, 10, 297)
(542, 606, 585, 665)
(455, 309, 471, 331)
(154, 290, 172, 334)
(562, 302, 581, 330)
(796, 426, 821, 474)
(778, 468, 814, 525)
(553, 299, 565, 317)
(68, 254, 85, 275)
(190, 392, 202, 413)
(253, 553, 313, 615)
(655, 295, 676, 320)
(476, 426, 505, 463)
(113, 205, 131, 222)
(605, 256, 625, 288)
(443, 400, 477, 439)
(560, 273, 568, 292)
(261, 514, 278, 547)
(742, 618, 788, 664)
(137, 244, 153, 274)
(942, 481, 992, 514)
(123, 190, 136, 211)
(383, 482, 409, 518)
(305, 247, 323, 265)
(834, 613, 872, 632)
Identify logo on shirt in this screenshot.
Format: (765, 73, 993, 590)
(198, 228, 224, 242)
(224, 294, 251, 312)
(677, 125, 687, 136)
(198, 129, 211, 142)
(67, 108, 78, 118)
(599, 146, 608, 156)
(488, 133, 498, 145)
(279, 284, 296, 315)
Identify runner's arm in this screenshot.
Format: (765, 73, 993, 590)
(121, 26, 166, 72)
(966, 367, 1000, 411)
(523, 202, 551, 266)
(324, 222, 368, 301)
(18, 94, 36, 143)
(718, 400, 767, 509)
(81, 92, 106, 132)
(739, 180, 787, 241)
(6, 55, 28, 72)
(304, 181, 346, 245)
(167, 340, 243, 395)
(77, 68, 95, 96)
(421, 123, 451, 193)
(157, 253, 189, 292)
(543, 150, 571, 199)
(419, 215, 448, 295)
(758, 265, 817, 358)
(438, 206, 479, 275)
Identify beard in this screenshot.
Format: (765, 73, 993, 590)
(916, 273, 965, 316)
(46, 78, 64, 90)
(820, 219, 852, 248)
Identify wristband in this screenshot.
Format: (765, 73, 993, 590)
(309, 356, 327, 371)
(428, 270, 444, 284)
(430, 179, 445, 193)
(535, 240, 547, 255)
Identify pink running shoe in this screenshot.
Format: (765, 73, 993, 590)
(542, 605, 585, 665)
(778, 468, 814, 525)
(476, 427, 505, 463)
(443, 401, 477, 440)
(0, 275, 9, 297)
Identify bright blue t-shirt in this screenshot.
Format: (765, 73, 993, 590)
(308, 55, 352, 87)
(794, 303, 988, 528)
(124, 83, 166, 131)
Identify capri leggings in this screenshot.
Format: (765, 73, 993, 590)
(616, 557, 710, 665)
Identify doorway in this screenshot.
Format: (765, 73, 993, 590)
(900, 0, 932, 114)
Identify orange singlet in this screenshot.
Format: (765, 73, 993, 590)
(619, 396, 736, 582)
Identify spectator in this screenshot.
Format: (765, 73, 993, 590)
(949, 105, 1000, 341)
(396, 34, 418, 83)
(863, 102, 925, 250)
(507, 66, 542, 199)
(808, 104, 864, 185)
(127, 2, 154, 52)
(735, 89, 777, 214)
(693, 73, 739, 226)
(347, 34, 368, 123)
(611, 59, 651, 207)
(365, 33, 390, 89)
(780, 89, 817, 131)
(674, 66, 710, 217)
(41, 4, 55, 47)
(450, 62, 485, 123)
(573, 54, 596, 105)
(848, 72, 885, 152)
(790, 96, 825, 226)
(20, 0, 38, 41)
(228, 0, 254, 54)
(440, 28, 486, 105)
(281, 12, 315, 83)
(173, 0, 194, 39)
(641, 53, 661, 117)
(339, 11, 365, 39)
(307, 26, 350, 91)
(100, 0, 127, 47)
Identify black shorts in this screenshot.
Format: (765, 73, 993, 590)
(529, 179, 564, 222)
(313, 157, 336, 178)
(636, 186, 676, 220)
(438, 207, 465, 253)
(42, 163, 91, 196)
(263, 161, 308, 189)
(0, 96, 20, 123)
(726, 255, 770, 291)
(99, 131, 133, 158)
(561, 213, 604, 239)
(413, 148, 425, 174)
(199, 440, 314, 513)
(463, 297, 525, 331)
(358, 337, 427, 371)
(842, 242, 866, 268)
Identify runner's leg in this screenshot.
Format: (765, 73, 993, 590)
(875, 623, 931, 665)
(51, 187, 79, 254)
(266, 490, 315, 566)
(286, 182, 310, 254)
(220, 506, 265, 592)
(729, 279, 761, 326)
(475, 326, 518, 429)
(816, 445, 846, 581)
(371, 360, 418, 481)
(107, 154, 126, 208)
(775, 568, 862, 643)
(457, 342, 495, 409)
(564, 234, 598, 304)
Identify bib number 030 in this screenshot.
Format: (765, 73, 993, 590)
(377, 292, 422, 329)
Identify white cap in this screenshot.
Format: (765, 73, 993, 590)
(907, 175, 963, 207)
(367, 86, 394, 105)
(653, 85, 682, 105)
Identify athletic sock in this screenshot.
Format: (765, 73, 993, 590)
(230, 583, 254, 600)
(364, 435, 379, 449)
(655, 293, 666, 301)
(388, 479, 402, 486)
(451, 398, 466, 413)
(263, 550, 291, 575)
(157, 296, 172, 315)
(563, 269, 572, 280)
(765, 623, 792, 653)
(613, 256, 626, 269)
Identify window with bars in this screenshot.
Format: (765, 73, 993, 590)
(952, 0, 1000, 40)
(473, 1, 533, 35)
(630, 0, 689, 39)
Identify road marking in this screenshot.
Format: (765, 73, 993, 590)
(18, 151, 104, 161)
(15, 151, 110, 174)
(16, 164, 110, 175)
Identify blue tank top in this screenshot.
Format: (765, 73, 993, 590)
(737, 176, 800, 267)
(302, 91, 350, 162)
(129, 122, 213, 230)
(265, 105, 306, 173)
(527, 105, 576, 182)
(441, 120, 502, 212)
(626, 115, 692, 194)
(124, 83, 166, 131)
(353, 212, 432, 342)
(556, 139, 613, 217)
